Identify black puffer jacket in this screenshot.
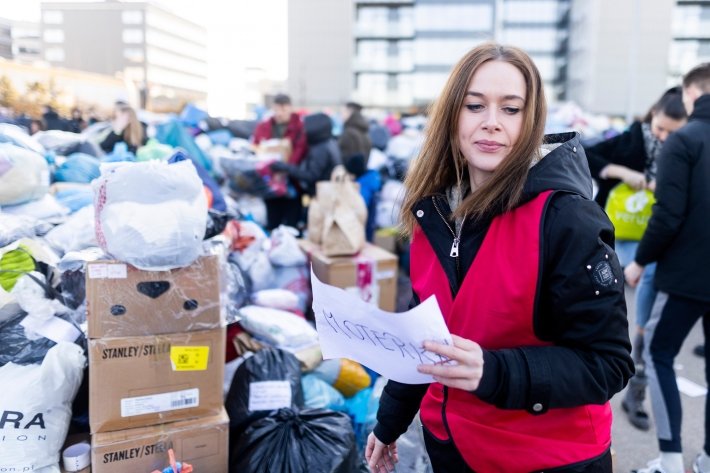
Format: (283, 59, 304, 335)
(374, 132, 634, 445)
(278, 113, 341, 196)
(636, 94, 710, 302)
(339, 111, 371, 161)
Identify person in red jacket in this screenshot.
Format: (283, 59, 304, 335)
(252, 93, 308, 230)
(365, 42, 633, 473)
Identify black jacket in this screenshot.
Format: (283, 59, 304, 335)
(585, 121, 647, 207)
(99, 123, 148, 155)
(339, 111, 372, 161)
(280, 112, 341, 196)
(374, 132, 633, 445)
(636, 94, 710, 302)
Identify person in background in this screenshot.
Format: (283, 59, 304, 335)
(625, 63, 710, 473)
(365, 42, 632, 473)
(29, 119, 45, 135)
(68, 107, 87, 133)
(344, 153, 381, 242)
(253, 93, 308, 230)
(585, 88, 687, 432)
(99, 104, 146, 154)
(339, 101, 372, 163)
(270, 112, 341, 198)
(42, 105, 67, 131)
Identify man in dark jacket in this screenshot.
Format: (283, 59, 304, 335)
(626, 63, 710, 473)
(270, 112, 341, 197)
(339, 102, 371, 163)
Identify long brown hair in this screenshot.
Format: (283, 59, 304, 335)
(400, 42, 547, 236)
(119, 105, 144, 148)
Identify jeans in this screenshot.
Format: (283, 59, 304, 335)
(635, 262, 657, 328)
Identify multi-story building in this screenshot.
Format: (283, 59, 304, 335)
(0, 18, 13, 60)
(287, 0, 353, 108)
(499, 0, 571, 101)
(566, 0, 675, 118)
(669, 0, 710, 86)
(10, 20, 42, 64)
(39, 1, 208, 111)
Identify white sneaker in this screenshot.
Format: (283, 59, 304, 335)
(694, 454, 705, 473)
(632, 457, 670, 473)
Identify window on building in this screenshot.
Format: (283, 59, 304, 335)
(503, 1, 561, 23)
(387, 74, 398, 91)
(124, 48, 144, 62)
(415, 5, 492, 31)
(122, 10, 143, 24)
(43, 11, 63, 24)
(387, 40, 398, 57)
(123, 29, 144, 44)
(43, 29, 64, 43)
(45, 47, 65, 62)
(388, 7, 400, 22)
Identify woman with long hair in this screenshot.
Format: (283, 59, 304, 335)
(365, 42, 633, 473)
(100, 104, 146, 154)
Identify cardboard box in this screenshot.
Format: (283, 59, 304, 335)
(374, 227, 400, 254)
(86, 255, 222, 338)
(91, 409, 229, 473)
(298, 240, 398, 312)
(256, 138, 292, 162)
(89, 328, 225, 433)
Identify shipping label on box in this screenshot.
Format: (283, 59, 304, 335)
(89, 328, 225, 433)
(298, 240, 398, 312)
(91, 409, 229, 473)
(86, 255, 222, 338)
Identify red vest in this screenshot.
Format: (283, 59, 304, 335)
(412, 191, 611, 473)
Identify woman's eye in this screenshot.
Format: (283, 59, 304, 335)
(465, 104, 484, 112)
(502, 107, 520, 115)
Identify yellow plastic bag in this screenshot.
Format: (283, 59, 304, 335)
(605, 183, 656, 241)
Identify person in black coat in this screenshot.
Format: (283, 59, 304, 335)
(339, 102, 371, 162)
(625, 63, 710, 473)
(99, 104, 147, 154)
(270, 112, 341, 197)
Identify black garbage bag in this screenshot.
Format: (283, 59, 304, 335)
(231, 408, 359, 473)
(225, 348, 304, 438)
(204, 209, 233, 240)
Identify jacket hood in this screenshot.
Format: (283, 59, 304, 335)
(344, 111, 369, 133)
(521, 131, 593, 202)
(691, 94, 710, 121)
(304, 112, 333, 145)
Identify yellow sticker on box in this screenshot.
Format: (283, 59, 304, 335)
(170, 346, 210, 371)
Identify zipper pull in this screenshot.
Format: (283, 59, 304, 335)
(450, 238, 460, 258)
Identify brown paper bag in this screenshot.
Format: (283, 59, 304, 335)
(307, 165, 367, 256)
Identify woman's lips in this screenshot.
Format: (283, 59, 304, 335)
(475, 140, 504, 152)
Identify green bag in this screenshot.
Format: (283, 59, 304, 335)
(605, 183, 656, 241)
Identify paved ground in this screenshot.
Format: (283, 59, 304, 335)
(394, 274, 708, 472)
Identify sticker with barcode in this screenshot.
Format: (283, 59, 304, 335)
(88, 264, 108, 279)
(120, 388, 199, 417)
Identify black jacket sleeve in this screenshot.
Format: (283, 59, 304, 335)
(372, 291, 430, 444)
(474, 194, 633, 414)
(585, 132, 625, 178)
(100, 130, 123, 153)
(635, 132, 692, 266)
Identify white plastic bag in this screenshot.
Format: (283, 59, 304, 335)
(0, 143, 50, 206)
(0, 342, 86, 473)
(93, 160, 207, 270)
(44, 205, 97, 256)
(238, 305, 318, 349)
(269, 225, 306, 267)
(252, 288, 300, 311)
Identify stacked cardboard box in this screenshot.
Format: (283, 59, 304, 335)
(298, 240, 398, 312)
(85, 255, 228, 472)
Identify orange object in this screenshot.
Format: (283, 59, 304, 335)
(204, 185, 213, 208)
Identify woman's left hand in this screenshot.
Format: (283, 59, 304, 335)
(416, 334, 484, 391)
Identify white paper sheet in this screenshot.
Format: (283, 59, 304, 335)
(311, 269, 453, 384)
